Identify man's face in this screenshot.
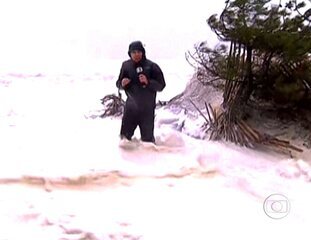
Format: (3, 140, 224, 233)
(130, 50, 143, 63)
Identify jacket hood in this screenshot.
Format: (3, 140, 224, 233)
(128, 41, 146, 58)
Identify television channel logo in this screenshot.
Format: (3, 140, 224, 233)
(263, 194, 290, 219)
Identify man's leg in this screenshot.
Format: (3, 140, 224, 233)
(120, 104, 138, 140)
(138, 108, 155, 143)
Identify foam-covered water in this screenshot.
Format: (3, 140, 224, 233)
(0, 72, 310, 240)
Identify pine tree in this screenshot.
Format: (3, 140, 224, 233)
(205, 0, 311, 103)
(188, 0, 311, 150)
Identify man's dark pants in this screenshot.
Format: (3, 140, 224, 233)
(120, 101, 155, 142)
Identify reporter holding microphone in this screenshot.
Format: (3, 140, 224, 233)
(116, 41, 166, 143)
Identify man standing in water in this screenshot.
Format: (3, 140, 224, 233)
(116, 41, 166, 143)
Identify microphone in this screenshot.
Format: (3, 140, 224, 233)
(136, 67, 143, 74)
(136, 67, 146, 88)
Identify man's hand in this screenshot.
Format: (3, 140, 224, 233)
(138, 74, 148, 86)
(121, 78, 131, 87)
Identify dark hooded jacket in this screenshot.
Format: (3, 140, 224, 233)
(116, 48, 166, 110)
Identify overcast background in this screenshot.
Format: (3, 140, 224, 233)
(0, 0, 223, 73)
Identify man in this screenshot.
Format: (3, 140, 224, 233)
(116, 41, 166, 143)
